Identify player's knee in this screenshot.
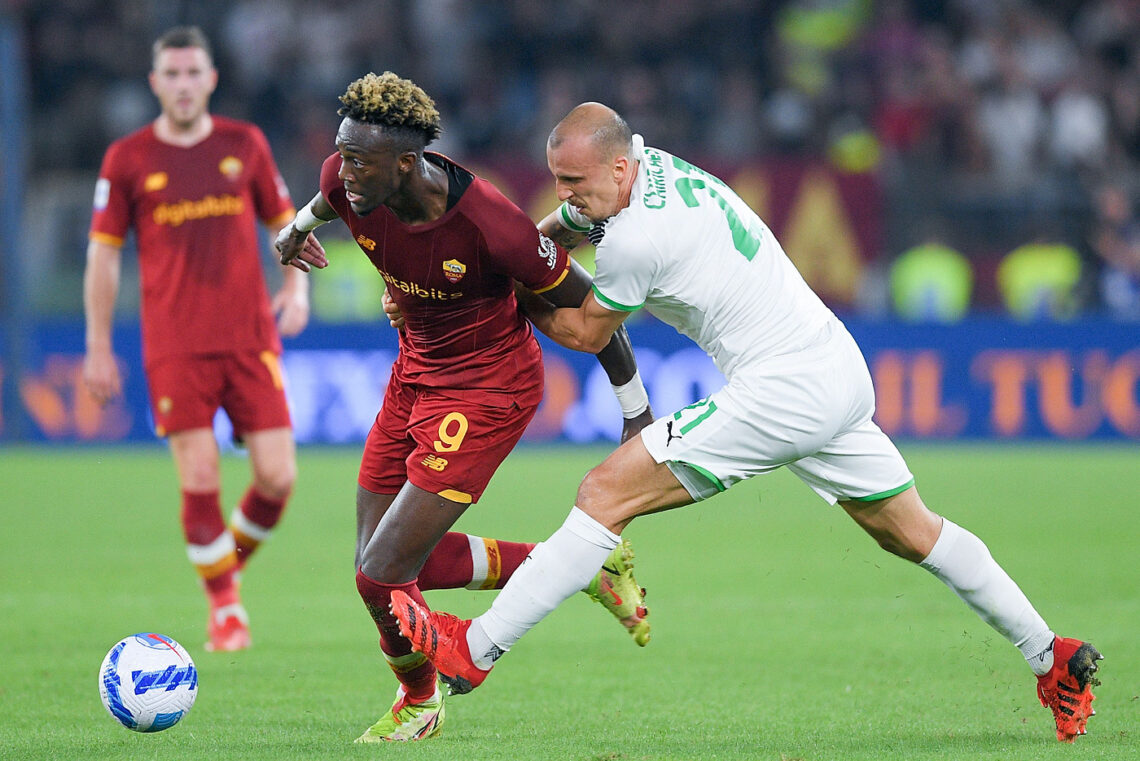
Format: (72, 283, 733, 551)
(359, 549, 416, 585)
(178, 459, 221, 492)
(253, 460, 296, 499)
(575, 463, 634, 528)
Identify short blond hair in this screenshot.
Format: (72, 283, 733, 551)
(338, 72, 442, 148)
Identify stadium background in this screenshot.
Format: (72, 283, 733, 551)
(2, 0, 1139, 444)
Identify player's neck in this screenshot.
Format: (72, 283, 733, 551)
(616, 159, 639, 212)
(153, 113, 214, 148)
(386, 157, 448, 225)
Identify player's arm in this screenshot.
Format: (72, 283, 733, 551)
(536, 202, 591, 252)
(517, 274, 653, 440)
(275, 191, 335, 272)
(82, 238, 123, 405)
(266, 210, 312, 338)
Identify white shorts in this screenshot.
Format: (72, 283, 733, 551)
(641, 321, 913, 505)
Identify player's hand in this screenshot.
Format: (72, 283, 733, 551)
(620, 407, 655, 443)
(272, 286, 310, 338)
(276, 227, 328, 272)
(382, 290, 405, 330)
(82, 348, 122, 405)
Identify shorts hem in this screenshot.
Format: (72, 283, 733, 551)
(842, 478, 915, 503)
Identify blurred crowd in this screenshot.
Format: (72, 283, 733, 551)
(10, 0, 1140, 319)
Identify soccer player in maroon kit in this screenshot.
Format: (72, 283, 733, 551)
(83, 27, 311, 653)
(275, 72, 655, 742)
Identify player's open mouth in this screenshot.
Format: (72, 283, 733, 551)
(345, 190, 363, 204)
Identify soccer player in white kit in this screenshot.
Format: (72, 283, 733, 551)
(392, 102, 1103, 743)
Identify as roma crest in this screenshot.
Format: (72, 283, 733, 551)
(218, 156, 244, 180)
(442, 259, 466, 284)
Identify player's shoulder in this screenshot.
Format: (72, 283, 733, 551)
(456, 172, 531, 230)
(210, 115, 271, 147)
(105, 123, 156, 155)
(99, 124, 157, 175)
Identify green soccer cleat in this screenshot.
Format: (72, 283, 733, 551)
(354, 684, 445, 743)
(586, 538, 651, 646)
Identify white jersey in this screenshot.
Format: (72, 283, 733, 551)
(588, 136, 836, 380)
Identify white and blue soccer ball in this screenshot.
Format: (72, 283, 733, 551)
(98, 633, 198, 732)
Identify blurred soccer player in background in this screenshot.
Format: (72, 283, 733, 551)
(83, 26, 310, 653)
(275, 73, 654, 742)
(395, 102, 1104, 744)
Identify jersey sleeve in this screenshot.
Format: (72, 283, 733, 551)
(476, 180, 570, 293)
(590, 224, 658, 312)
(246, 125, 294, 228)
(89, 141, 132, 247)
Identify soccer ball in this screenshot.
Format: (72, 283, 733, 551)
(98, 633, 198, 732)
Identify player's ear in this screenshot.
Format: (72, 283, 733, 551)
(612, 154, 629, 183)
(398, 151, 418, 174)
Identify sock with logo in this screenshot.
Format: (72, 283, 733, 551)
(355, 569, 437, 702)
(474, 507, 619, 661)
(230, 486, 289, 569)
(919, 518, 1054, 673)
(417, 532, 536, 591)
(182, 490, 239, 600)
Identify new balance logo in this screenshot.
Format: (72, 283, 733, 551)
(422, 454, 449, 472)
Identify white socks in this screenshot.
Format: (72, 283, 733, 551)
(467, 507, 620, 668)
(920, 518, 1055, 675)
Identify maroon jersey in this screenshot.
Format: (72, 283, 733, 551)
(319, 152, 570, 403)
(90, 116, 295, 364)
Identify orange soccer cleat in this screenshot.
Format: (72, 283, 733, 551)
(390, 591, 491, 695)
(205, 602, 251, 652)
(1036, 636, 1103, 742)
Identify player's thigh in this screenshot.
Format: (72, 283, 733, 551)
(144, 355, 225, 438)
(577, 436, 692, 533)
(640, 370, 841, 501)
(220, 350, 291, 438)
(358, 379, 417, 495)
(786, 417, 915, 505)
(401, 390, 538, 505)
(361, 481, 472, 582)
(243, 426, 296, 498)
(167, 427, 221, 492)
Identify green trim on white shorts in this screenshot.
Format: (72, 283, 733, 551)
(842, 478, 915, 503)
(665, 460, 727, 502)
(591, 284, 642, 312)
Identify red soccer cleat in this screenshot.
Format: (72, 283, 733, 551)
(389, 590, 490, 695)
(205, 602, 251, 652)
(1036, 636, 1103, 742)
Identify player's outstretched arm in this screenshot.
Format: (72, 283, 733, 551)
(517, 265, 652, 438)
(276, 192, 335, 272)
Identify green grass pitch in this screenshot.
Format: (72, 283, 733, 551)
(1, 444, 1137, 760)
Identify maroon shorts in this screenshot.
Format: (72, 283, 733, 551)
(359, 381, 538, 504)
(145, 351, 291, 437)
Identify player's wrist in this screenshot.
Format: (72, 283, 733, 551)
(294, 205, 329, 233)
(612, 370, 649, 418)
(558, 202, 592, 233)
